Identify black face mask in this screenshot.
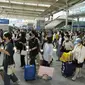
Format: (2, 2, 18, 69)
(66, 40, 69, 42)
(31, 36, 35, 41)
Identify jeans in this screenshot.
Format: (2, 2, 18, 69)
(4, 71, 18, 85)
(20, 55, 25, 67)
(3, 64, 18, 85)
(30, 56, 36, 65)
(4, 71, 10, 85)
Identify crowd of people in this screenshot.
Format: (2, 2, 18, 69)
(0, 28, 85, 85)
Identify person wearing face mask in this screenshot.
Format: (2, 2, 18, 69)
(62, 35, 73, 52)
(70, 38, 85, 81)
(0, 32, 20, 85)
(29, 30, 40, 65)
(15, 31, 26, 68)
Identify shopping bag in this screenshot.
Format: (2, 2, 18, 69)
(0, 66, 4, 80)
(38, 66, 54, 78)
(7, 65, 16, 75)
(21, 50, 27, 56)
(60, 52, 72, 62)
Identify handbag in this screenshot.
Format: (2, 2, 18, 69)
(21, 44, 27, 56)
(0, 66, 4, 71)
(38, 66, 54, 78)
(21, 50, 27, 56)
(0, 66, 4, 80)
(7, 64, 15, 75)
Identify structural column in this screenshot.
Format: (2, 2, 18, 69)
(77, 17, 80, 31)
(65, 0, 69, 28)
(71, 18, 74, 32)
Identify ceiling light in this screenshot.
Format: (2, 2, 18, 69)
(38, 4, 51, 7)
(0, 0, 8, 2)
(0, 0, 50, 7)
(56, 0, 58, 1)
(0, 6, 45, 12)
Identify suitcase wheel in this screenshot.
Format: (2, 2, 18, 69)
(25, 80, 28, 81)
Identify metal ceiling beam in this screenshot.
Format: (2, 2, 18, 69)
(2, 12, 39, 17)
(0, 6, 44, 12)
(2, 8, 41, 14)
(10, 0, 56, 5)
(0, 1, 47, 10)
(4, 10, 41, 15)
(0, 14, 38, 20)
(41, 1, 66, 16)
(68, 0, 83, 6)
(41, 0, 84, 17)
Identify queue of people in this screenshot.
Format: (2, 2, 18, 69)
(0, 29, 85, 85)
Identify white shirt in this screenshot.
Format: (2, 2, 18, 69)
(26, 33, 30, 40)
(43, 43, 53, 62)
(53, 33, 56, 40)
(63, 40, 73, 51)
(58, 37, 62, 45)
(71, 44, 85, 63)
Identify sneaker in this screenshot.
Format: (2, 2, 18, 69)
(72, 77, 76, 81)
(77, 74, 83, 78)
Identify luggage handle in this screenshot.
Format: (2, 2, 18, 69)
(26, 51, 29, 65)
(26, 40, 29, 65)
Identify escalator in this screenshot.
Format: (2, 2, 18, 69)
(45, 19, 64, 29)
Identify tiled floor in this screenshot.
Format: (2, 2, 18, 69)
(0, 50, 85, 85)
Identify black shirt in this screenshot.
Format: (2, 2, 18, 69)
(3, 42, 15, 71)
(29, 38, 39, 56)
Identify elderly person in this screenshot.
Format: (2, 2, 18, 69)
(71, 38, 85, 81)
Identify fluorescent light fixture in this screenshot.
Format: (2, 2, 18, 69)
(0, 6, 45, 12)
(0, 0, 8, 2)
(0, 0, 50, 7)
(56, 0, 58, 1)
(38, 4, 51, 7)
(12, 1, 50, 7)
(10, 1, 23, 4)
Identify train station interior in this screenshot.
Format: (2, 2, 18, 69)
(0, 0, 85, 85)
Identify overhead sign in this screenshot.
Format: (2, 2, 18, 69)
(0, 19, 9, 24)
(73, 25, 85, 27)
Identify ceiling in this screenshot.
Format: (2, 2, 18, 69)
(0, 0, 83, 19)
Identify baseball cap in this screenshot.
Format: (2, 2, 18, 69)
(74, 38, 82, 45)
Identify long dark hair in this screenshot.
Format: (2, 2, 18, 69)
(4, 32, 14, 45)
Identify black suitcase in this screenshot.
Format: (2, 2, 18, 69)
(61, 62, 75, 77)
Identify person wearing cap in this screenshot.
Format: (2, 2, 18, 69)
(70, 38, 85, 81)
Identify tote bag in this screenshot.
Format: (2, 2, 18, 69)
(38, 66, 54, 77)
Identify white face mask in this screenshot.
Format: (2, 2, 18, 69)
(19, 33, 21, 36)
(65, 37, 68, 41)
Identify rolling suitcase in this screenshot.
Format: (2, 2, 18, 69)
(61, 62, 75, 77)
(24, 65, 36, 81)
(24, 50, 36, 81)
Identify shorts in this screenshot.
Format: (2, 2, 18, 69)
(73, 59, 83, 68)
